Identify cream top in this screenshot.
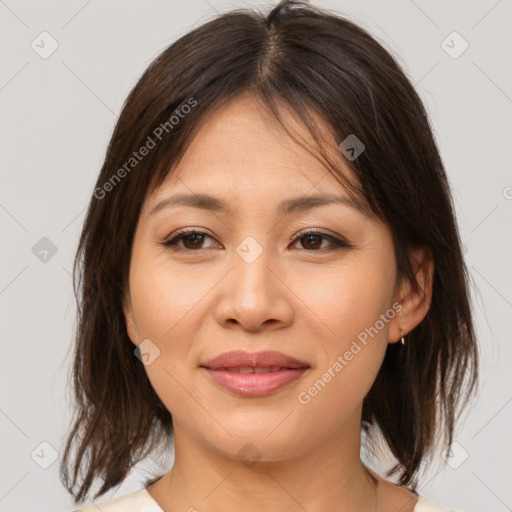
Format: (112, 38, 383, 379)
(73, 488, 462, 511)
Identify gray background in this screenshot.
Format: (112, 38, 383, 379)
(1, 1, 511, 511)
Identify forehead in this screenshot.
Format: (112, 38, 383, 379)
(146, 93, 361, 210)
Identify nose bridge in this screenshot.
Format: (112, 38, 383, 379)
(232, 234, 274, 304)
(215, 233, 291, 331)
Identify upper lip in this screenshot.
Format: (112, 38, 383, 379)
(200, 350, 310, 370)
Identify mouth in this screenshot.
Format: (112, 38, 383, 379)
(200, 350, 310, 397)
(209, 366, 296, 373)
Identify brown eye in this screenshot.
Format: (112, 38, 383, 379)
(291, 230, 349, 251)
(162, 230, 216, 251)
(181, 232, 207, 250)
(298, 233, 324, 250)
(161, 228, 350, 253)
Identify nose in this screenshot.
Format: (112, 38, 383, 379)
(213, 239, 294, 333)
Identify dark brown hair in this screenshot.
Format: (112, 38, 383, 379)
(60, 0, 479, 503)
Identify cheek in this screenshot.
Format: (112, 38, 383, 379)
(129, 253, 207, 343)
(128, 256, 201, 414)
(294, 251, 396, 410)
(302, 256, 396, 347)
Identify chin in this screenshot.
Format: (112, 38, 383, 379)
(198, 420, 312, 465)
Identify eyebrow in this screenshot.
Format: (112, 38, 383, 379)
(148, 192, 363, 217)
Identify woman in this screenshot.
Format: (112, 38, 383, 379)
(61, 1, 479, 510)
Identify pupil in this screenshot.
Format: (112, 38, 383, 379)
(184, 233, 203, 249)
(304, 234, 321, 249)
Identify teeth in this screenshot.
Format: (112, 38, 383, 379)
(222, 366, 283, 373)
(254, 367, 271, 374)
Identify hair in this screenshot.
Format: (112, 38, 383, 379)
(60, 0, 479, 504)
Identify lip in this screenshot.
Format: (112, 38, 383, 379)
(200, 350, 310, 398)
(201, 350, 309, 370)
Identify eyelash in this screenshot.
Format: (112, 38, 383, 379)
(160, 228, 351, 253)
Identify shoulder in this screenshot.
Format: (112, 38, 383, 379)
(415, 494, 465, 512)
(72, 488, 163, 512)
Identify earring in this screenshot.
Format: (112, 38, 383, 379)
(397, 308, 406, 345)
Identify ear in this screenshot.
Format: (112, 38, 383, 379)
(389, 246, 434, 344)
(122, 292, 139, 347)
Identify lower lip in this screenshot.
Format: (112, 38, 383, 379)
(203, 368, 309, 397)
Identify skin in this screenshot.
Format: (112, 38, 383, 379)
(123, 92, 434, 512)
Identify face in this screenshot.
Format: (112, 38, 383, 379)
(123, 93, 412, 463)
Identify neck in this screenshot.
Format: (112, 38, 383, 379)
(148, 411, 379, 512)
